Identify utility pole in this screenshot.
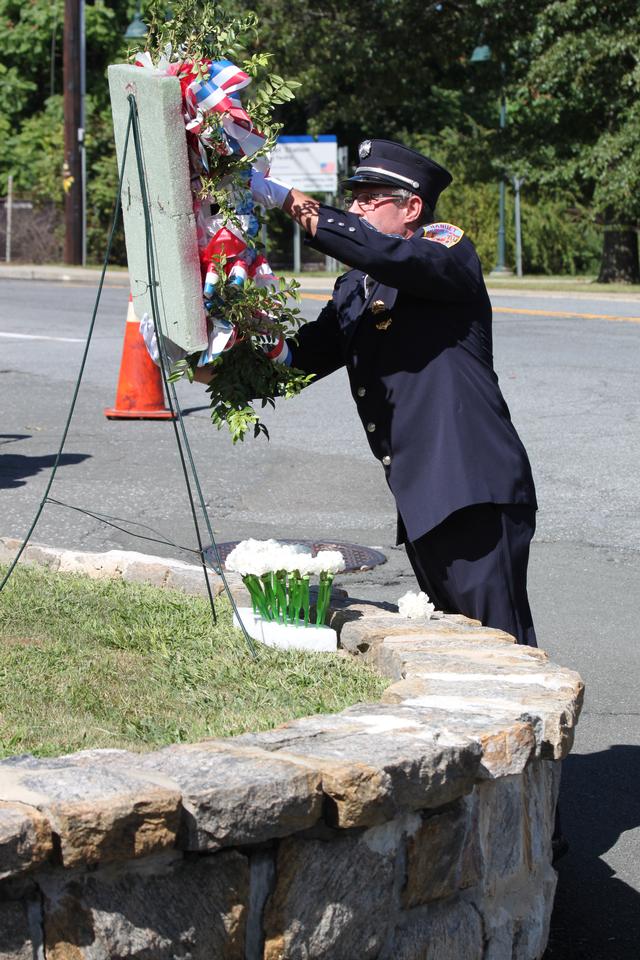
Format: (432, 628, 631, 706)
(63, 0, 83, 264)
(512, 176, 525, 278)
(491, 64, 512, 275)
(5, 175, 13, 264)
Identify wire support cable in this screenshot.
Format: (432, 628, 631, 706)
(45, 497, 202, 559)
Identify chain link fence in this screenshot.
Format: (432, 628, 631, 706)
(0, 185, 64, 264)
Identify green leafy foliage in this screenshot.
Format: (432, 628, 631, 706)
(503, 0, 640, 221)
(0, 0, 133, 262)
(200, 342, 314, 444)
(239, 0, 475, 148)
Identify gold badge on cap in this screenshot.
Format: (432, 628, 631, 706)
(375, 318, 393, 331)
(371, 300, 386, 314)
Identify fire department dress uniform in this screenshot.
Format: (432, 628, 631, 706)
(286, 140, 538, 645)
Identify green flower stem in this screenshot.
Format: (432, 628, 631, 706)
(275, 570, 288, 623)
(290, 571, 307, 624)
(243, 575, 260, 616)
(243, 575, 269, 619)
(297, 574, 307, 624)
(302, 574, 311, 626)
(316, 572, 335, 627)
(244, 576, 258, 615)
(261, 573, 277, 622)
(287, 571, 296, 623)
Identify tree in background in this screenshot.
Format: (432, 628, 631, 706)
(0, 0, 132, 262)
(0, 0, 637, 280)
(243, 0, 474, 151)
(495, 0, 640, 281)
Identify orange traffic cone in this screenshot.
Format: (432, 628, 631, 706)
(104, 295, 175, 420)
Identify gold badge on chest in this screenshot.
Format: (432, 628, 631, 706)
(375, 318, 393, 331)
(371, 299, 392, 330)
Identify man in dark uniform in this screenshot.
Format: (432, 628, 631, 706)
(249, 139, 538, 646)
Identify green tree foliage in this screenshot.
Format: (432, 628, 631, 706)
(0, 0, 133, 261)
(410, 128, 601, 275)
(242, 0, 475, 152)
(488, 0, 640, 280)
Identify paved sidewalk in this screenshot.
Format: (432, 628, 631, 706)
(2, 262, 640, 301)
(0, 263, 130, 287)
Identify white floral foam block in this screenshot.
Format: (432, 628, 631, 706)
(108, 64, 207, 353)
(233, 608, 338, 653)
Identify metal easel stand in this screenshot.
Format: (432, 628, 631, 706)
(0, 94, 257, 658)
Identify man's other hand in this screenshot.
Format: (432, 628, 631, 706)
(139, 314, 188, 368)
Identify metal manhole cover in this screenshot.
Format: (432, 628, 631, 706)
(206, 540, 387, 573)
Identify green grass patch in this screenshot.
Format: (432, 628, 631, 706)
(485, 275, 640, 295)
(0, 564, 387, 759)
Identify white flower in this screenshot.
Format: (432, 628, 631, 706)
(274, 544, 312, 572)
(287, 550, 345, 576)
(397, 590, 435, 620)
(225, 539, 312, 576)
(225, 540, 344, 577)
(313, 550, 346, 575)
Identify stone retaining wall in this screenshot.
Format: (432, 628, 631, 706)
(0, 540, 584, 959)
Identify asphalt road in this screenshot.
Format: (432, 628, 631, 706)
(1, 277, 640, 958)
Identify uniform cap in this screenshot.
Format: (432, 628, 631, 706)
(342, 139, 452, 211)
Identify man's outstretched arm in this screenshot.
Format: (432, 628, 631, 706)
(250, 172, 319, 237)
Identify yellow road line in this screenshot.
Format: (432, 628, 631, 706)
(493, 305, 640, 324)
(300, 292, 640, 323)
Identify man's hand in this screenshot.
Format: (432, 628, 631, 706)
(250, 171, 292, 210)
(139, 314, 187, 368)
(254, 331, 291, 365)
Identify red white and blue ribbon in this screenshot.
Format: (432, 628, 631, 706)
(254, 331, 291, 365)
(135, 51, 267, 166)
(187, 60, 251, 117)
(184, 59, 266, 161)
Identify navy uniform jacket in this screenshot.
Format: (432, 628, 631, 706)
(288, 204, 537, 544)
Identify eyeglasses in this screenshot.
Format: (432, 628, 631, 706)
(342, 192, 407, 210)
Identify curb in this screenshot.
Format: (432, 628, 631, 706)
(0, 537, 232, 600)
(0, 538, 348, 613)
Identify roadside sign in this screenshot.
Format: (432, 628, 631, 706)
(270, 135, 338, 193)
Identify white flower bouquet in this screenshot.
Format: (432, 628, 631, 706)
(226, 539, 345, 630)
(397, 590, 436, 620)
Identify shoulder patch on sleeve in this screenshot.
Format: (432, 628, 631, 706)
(422, 222, 464, 247)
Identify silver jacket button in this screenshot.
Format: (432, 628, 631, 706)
(366, 422, 376, 433)
(357, 387, 366, 397)
(327, 217, 335, 223)
(382, 455, 391, 466)
(338, 221, 345, 226)
(348, 226, 356, 232)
